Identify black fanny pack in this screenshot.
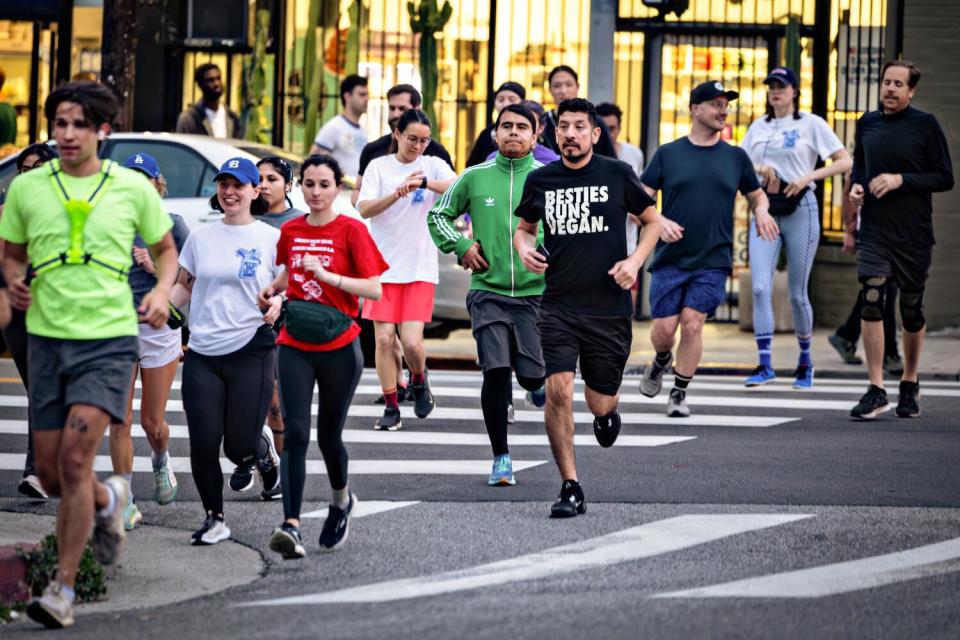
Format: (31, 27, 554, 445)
(283, 299, 353, 344)
(767, 181, 809, 217)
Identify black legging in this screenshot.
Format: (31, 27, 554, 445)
(836, 280, 900, 358)
(2, 309, 34, 477)
(278, 340, 362, 521)
(183, 326, 276, 516)
(481, 367, 543, 456)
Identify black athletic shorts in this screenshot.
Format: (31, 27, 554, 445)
(857, 239, 932, 292)
(537, 303, 632, 396)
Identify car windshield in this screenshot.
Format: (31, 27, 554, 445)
(234, 144, 302, 173)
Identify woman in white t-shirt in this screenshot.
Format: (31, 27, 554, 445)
(356, 109, 455, 431)
(740, 67, 852, 390)
(172, 157, 283, 546)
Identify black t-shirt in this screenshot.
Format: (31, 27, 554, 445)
(517, 155, 656, 316)
(851, 106, 954, 247)
(641, 137, 760, 273)
(357, 133, 454, 176)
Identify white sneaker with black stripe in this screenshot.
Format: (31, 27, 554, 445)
(191, 512, 231, 546)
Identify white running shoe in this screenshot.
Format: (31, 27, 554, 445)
(26, 581, 75, 629)
(92, 475, 129, 565)
(191, 513, 231, 546)
(18, 474, 49, 500)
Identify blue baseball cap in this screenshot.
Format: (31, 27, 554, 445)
(764, 67, 799, 89)
(123, 152, 161, 179)
(214, 157, 260, 185)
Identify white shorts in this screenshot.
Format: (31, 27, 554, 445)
(138, 324, 182, 369)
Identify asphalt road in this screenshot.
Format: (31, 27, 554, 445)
(1, 360, 959, 639)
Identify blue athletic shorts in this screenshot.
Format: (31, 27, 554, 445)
(649, 266, 729, 319)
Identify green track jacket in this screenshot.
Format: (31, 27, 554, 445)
(428, 152, 545, 298)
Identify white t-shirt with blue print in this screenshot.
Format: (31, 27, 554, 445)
(741, 112, 844, 189)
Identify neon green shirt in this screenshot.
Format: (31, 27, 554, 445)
(0, 162, 173, 340)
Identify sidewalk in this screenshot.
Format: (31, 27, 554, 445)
(426, 322, 960, 380)
(0, 509, 263, 621)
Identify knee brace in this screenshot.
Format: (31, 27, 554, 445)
(858, 277, 887, 322)
(899, 289, 926, 332)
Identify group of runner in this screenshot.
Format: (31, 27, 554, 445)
(0, 58, 951, 628)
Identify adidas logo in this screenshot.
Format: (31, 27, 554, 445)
(484, 197, 495, 207)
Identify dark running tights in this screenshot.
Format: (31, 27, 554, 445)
(2, 310, 34, 477)
(182, 327, 276, 516)
(278, 340, 362, 521)
(481, 367, 543, 456)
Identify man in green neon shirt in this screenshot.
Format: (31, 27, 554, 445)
(0, 81, 178, 629)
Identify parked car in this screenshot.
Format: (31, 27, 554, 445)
(0, 133, 471, 328)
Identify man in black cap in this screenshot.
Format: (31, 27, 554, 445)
(465, 81, 526, 167)
(638, 81, 778, 417)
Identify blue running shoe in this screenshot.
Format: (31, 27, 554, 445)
(744, 365, 776, 387)
(525, 387, 546, 408)
(793, 365, 814, 389)
(487, 454, 516, 486)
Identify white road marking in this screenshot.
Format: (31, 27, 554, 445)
(653, 536, 960, 599)
(301, 500, 419, 520)
(238, 513, 812, 606)
(0, 453, 547, 476)
(0, 420, 695, 447)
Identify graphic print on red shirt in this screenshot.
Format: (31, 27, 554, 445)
(276, 214, 388, 351)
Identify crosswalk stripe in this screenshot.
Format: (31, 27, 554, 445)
(0, 399, 796, 428)
(652, 536, 960, 599)
(0, 453, 548, 476)
(238, 514, 813, 606)
(301, 500, 419, 520)
(0, 420, 696, 448)
(667, 381, 960, 397)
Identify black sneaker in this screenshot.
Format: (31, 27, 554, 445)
(850, 384, 892, 420)
(269, 522, 305, 559)
(411, 374, 436, 418)
(257, 428, 280, 494)
(374, 406, 403, 431)
(550, 480, 586, 518)
(593, 412, 621, 448)
(229, 463, 256, 492)
(319, 493, 356, 551)
(884, 354, 905, 376)
(828, 333, 862, 365)
(260, 484, 283, 501)
(895, 380, 921, 418)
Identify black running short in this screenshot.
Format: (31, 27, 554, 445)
(857, 239, 932, 292)
(537, 304, 632, 396)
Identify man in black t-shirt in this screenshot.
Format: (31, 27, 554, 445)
(514, 98, 679, 519)
(351, 84, 454, 207)
(638, 81, 778, 419)
(847, 60, 954, 420)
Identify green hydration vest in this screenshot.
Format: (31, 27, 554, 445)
(32, 159, 130, 281)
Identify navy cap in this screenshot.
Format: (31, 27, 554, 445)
(690, 80, 739, 105)
(495, 81, 526, 100)
(214, 157, 260, 185)
(764, 67, 799, 88)
(123, 152, 161, 179)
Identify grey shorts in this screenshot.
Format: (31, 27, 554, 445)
(857, 239, 932, 293)
(466, 290, 545, 378)
(28, 334, 139, 429)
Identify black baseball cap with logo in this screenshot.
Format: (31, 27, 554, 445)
(689, 80, 740, 105)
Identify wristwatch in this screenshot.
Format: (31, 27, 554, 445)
(420, 176, 428, 190)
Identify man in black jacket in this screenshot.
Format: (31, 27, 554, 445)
(539, 66, 616, 158)
(175, 63, 243, 139)
(848, 60, 954, 420)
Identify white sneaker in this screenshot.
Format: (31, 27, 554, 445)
(92, 475, 129, 565)
(26, 581, 75, 629)
(667, 388, 691, 418)
(191, 513, 231, 546)
(18, 474, 49, 500)
(153, 458, 178, 505)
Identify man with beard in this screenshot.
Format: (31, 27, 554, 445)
(638, 81, 778, 418)
(514, 98, 677, 518)
(428, 103, 547, 487)
(175, 64, 244, 139)
(847, 60, 953, 420)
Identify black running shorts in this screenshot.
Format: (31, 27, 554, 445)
(857, 239, 932, 292)
(537, 304, 632, 396)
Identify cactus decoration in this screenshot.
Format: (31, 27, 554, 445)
(344, 0, 363, 76)
(241, 8, 271, 144)
(302, 0, 340, 155)
(407, 0, 452, 128)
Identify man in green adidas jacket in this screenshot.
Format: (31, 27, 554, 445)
(428, 103, 548, 487)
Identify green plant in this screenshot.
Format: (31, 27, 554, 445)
(407, 0, 452, 128)
(301, 0, 341, 155)
(17, 534, 107, 603)
(242, 8, 272, 144)
(0, 599, 27, 624)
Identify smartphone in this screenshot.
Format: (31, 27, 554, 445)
(535, 244, 549, 260)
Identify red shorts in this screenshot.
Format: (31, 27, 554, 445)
(361, 281, 436, 323)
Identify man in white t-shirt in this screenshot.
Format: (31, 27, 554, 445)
(175, 63, 243, 139)
(598, 102, 645, 313)
(309, 75, 369, 177)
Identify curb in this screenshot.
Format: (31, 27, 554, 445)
(0, 543, 34, 603)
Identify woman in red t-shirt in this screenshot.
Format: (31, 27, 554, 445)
(258, 155, 387, 558)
